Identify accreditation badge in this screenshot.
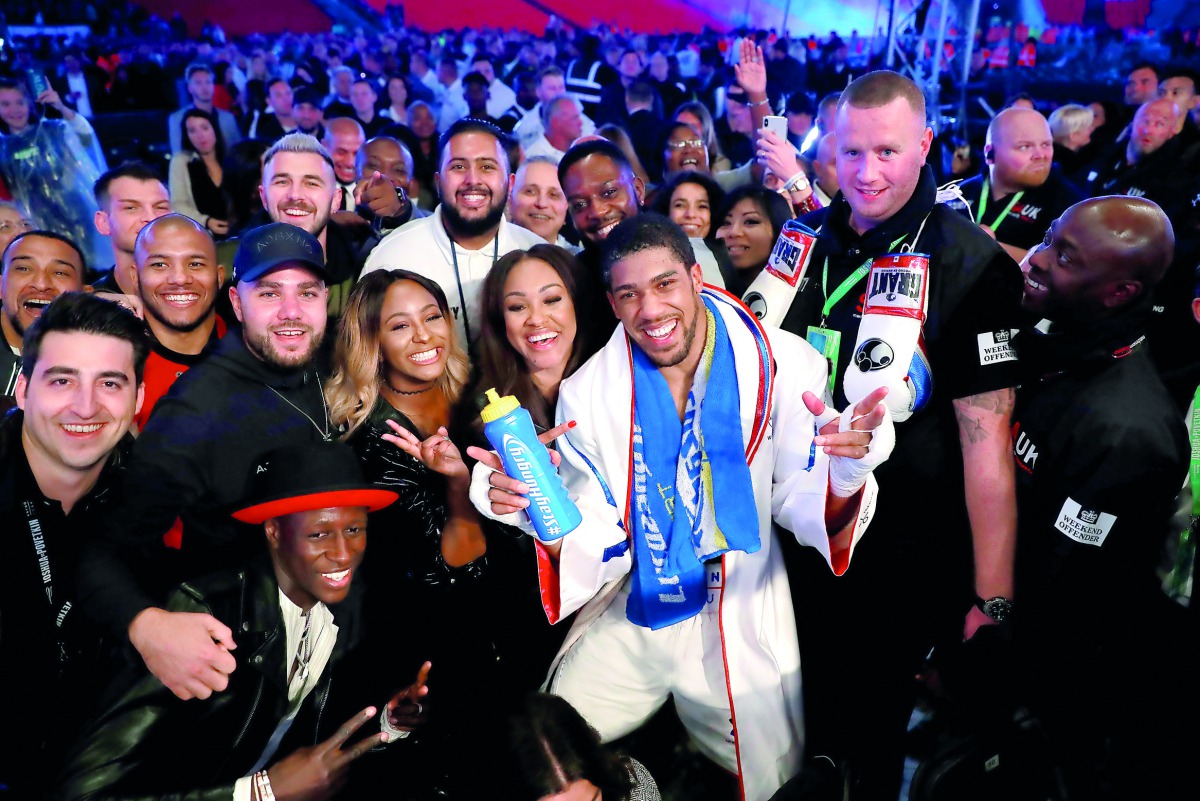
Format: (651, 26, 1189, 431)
(806, 325, 842, 395)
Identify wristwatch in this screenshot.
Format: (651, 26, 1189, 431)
(784, 171, 810, 193)
(974, 595, 1014, 623)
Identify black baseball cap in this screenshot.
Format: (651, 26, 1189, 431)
(233, 442, 397, 524)
(233, 223, 328, 284)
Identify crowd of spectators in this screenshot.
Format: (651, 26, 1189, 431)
(1, 3, 1199, 801)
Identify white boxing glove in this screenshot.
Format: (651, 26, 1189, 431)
(843, 253, 933, 423)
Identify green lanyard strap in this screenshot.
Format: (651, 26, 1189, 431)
(819, 235, 908, 322)
(977, 178, 1024, 231)
(1190, 385, 1200, 515)
(1163, 385, 1200, 602)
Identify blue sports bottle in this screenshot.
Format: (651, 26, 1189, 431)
(480, 388, 582, 541)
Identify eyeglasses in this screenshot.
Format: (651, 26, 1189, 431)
(0, 219, 34, 235)
(666, 139, 704, 150)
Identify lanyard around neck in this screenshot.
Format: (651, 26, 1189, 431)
(1190, 385, 1200, 515)
(448, 234, 500, 344)
(977, 177, 1024, 231)
(819, 235, 907, 323)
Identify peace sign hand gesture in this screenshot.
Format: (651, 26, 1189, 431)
(383, 421, 468, 480)
(266, 706, 388, 801)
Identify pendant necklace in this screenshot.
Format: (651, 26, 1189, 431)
(266, 373, 333, 441)
(291, 609, 313, 684)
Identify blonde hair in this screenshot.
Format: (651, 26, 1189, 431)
(326, 269, 470, 437)
(1048, 104, 1094, 142)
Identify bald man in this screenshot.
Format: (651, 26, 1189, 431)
(1011, 196, 1190, 801)
(356, 135, 427, 220)
(323, 117, 368, 211)
(957, 107, 1083, 261)
(133, 213, 227, 428)
(1083, 98, 1199, 223)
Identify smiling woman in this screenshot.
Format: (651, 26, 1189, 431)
(327, 266, 594, 796)
(465, 244, 601, 435)
(713, 186, 792, 296)
(326, 269, 475, 580)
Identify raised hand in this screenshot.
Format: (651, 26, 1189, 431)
(804, 387, 895, 497)
(385, 660, 432, 732)
(734, 38, 768, 98)
(354, 170, 408, 219)
(757, 128, 806, 188)
(267, 706, 387, 801)
(465, 420, 573, 517)
(383, 421, 467, 479)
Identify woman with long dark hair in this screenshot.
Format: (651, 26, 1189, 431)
(714, 185, 792, 297)
(169, 108, 230, 237)
(381, 73, 411, 125)
(467, 244, 601, 434)
(654, 171, 724, 243)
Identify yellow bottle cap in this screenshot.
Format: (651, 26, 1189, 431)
(480, 387, 520, 423)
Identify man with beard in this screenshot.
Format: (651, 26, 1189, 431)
(89, 162, 173, 294)
(1, 231, 87, 403)
(1009, 197, 1191, 801)
(79, 223, 337, 702)
(560, 138, 727, 326)
(469, 214, 894, 801)
(131, 214, 227, 429)
(291, 85, 326, 141)
(257, 133, 410, 321)
(957, 107, 1084, 261)
(558, 139, 645, 327)
(1083, 98, 1197, 222)
(361, 118, 542, 345)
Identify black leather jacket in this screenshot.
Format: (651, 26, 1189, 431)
(54, 556, 365, 801)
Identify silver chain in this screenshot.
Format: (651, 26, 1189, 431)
(264, 374, 332, 442)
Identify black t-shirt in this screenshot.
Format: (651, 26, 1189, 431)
(1009, 315, 1188, 767)
(957, 169, 1084, 251)
(780, 167, 1025, 550)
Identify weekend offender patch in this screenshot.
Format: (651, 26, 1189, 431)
(977, 329, 1018, 365)
(1054, 497, 1116, 546)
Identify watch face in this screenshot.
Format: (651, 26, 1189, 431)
(983, 598, 1013, 622)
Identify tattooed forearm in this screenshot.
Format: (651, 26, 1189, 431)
(953, 388, 1016, 445)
